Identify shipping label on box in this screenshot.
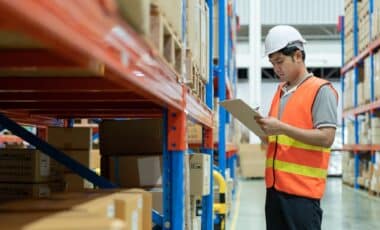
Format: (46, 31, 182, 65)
(189, 153, 210, 196)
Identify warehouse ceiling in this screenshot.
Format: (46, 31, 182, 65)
(237, 24, 340, 41)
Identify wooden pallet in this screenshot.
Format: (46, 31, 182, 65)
(150, 4, 183, 82)
(185, 50, 199, 89)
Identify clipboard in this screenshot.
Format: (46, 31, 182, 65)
(219, 99, 266, 136)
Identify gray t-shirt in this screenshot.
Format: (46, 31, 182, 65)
(279, 80, 337, 129)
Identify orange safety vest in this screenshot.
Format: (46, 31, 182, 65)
(265, 76, 338, 199)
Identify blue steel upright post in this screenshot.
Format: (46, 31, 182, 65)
(353, 0, 360, 189)
(202, 0, 215, 230)
(218, 0, 227, 177)
(369, 0, 376, 167)
(164, 108, 186, 229)
(340, 15, 346, 153)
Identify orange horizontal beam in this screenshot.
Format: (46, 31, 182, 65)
(0, 91, 146, 102)
(343, 99, 380, 117)
(0, 49, 87, 68)
(0, 101, 160, 110)
(0, 0, 213, 126)
(0, 77, 124, 91)
(342, 144, 380, 152)
(341, 38, 380, 75)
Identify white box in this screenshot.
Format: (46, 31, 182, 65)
(189, 153, 210, 196)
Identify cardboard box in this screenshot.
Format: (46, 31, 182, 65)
(114, 193, 143, 230)
(152, 0, 183, 38)
(126, 189, 153, 230)
(188, 123, 203, 143)
(150, 188, 163, 213)
(238, 144, 266, 178)
(99, 119, 163, 155)
(91, 149, 101, 169)
(60, 150, 91, 173)
(189, 153, 210, 196)
(200, 0, 210, 83)
(102, 155, 163, 188)
(0, 212, 126, 230)
(0, 149, 63, 183)
(187, 0, 201, 68)
(48, 127, 92, 150)
(64, 173, 93, 192)
(0, 182, 65, 200)
(116, 0, 150, 36)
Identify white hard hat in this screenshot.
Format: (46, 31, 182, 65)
(264, 25, 306, 56)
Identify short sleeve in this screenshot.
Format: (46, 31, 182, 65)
(312, 85, 338, 129)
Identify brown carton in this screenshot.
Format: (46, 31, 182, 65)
(0, 182, 65, 200)
(99, 119, 163, 155)
(102, 155, 162, 188)
(0, 212, 125, 230)
(0, 149, 63, 183)
(47, 127, 92, 150)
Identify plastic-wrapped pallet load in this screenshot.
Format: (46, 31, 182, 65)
(187, 0, 201, 70)
(116, 0, 151, 36)
(151, 0, 183, 38)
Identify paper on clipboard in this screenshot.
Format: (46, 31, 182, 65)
(219, 99, 266, 136)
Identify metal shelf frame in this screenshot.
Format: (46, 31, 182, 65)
(341, 0, 377, 189)
(0, 0, 225, 229)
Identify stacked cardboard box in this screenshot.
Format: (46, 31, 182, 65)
(375, 52, 380, 99)
(0, 189, 152, 230)
(344, 1, 354, 62)
(346, 120, 355, 144)
(188, 122, 203, 144)
(359, 0, 370, 52)
(342, 152, 355, 185)
(370, 152, 380, 192)
(372, 0, 380, 39)
(344, 70, 354, 110)
(364, 57, 371, 102)
(48, 127, 93, 192)
(0, 148, 65, 199)
(371, 117, 380, 143)
(99, 119, 163, 189)
(238, 144, 266, 178)
(359, 114, 370, 144)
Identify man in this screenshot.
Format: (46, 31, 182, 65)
(256, 25, 338, 230)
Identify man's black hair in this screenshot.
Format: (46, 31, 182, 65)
(278, 46, 306, 61)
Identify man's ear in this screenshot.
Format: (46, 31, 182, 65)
(295, 50, 303, 63)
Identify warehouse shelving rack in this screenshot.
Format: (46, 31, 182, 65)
(0, 0, 231, 229)
(341, 0, 379, 189)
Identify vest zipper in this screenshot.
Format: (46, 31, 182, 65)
(271, 136, 278, 188)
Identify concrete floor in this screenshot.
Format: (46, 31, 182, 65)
(232, 178, 380, 230)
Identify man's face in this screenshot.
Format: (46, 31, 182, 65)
(269, 52, 299, 82)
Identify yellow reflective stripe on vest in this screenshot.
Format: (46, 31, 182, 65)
(266, 158, 327, 179)
(268, 135, 330, 153)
